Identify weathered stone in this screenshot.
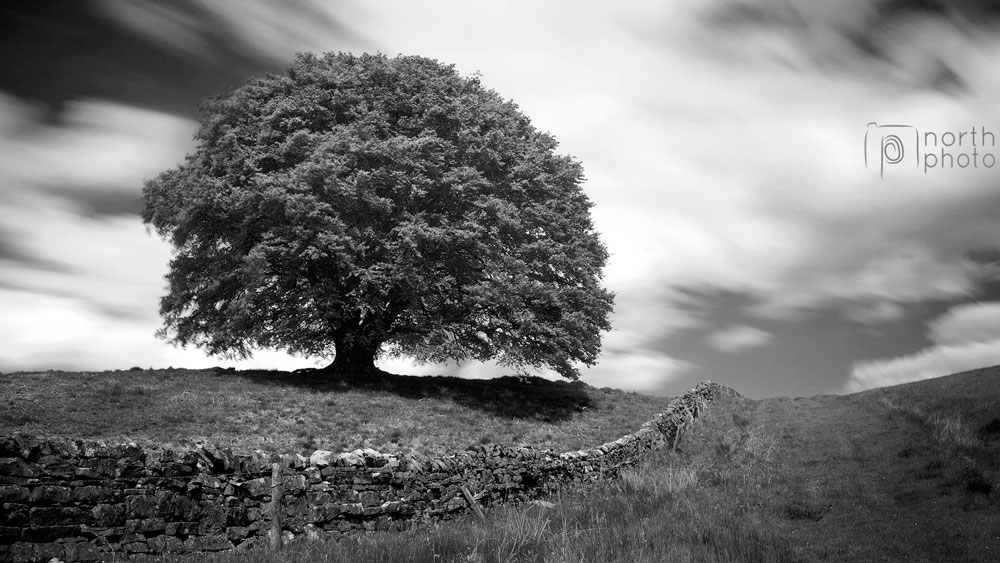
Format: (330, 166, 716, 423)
(244, 477, 270, 498)
(224, 496, 247, 526)
(0, 437, 18, 458)
(0, 486, 28, 504)
(117, 461, 147, 478)
(0, 459, 38, 478)
(72, 486, 114, 504)
(282, 474, 306, 492)
(0, 504, 28, 527)
(28, 506, 88, 526)
(149, 534, 186, 554)
(186, 534, 233, 552)
(284, 495, 308, 518)
(36, 458, 75, 481)
(81, 524, 123, 538)
(226, 526, 251, 542)
(190, 473, 222, 491)
(27, 486, 71, 505)
(198, 503, 226, 534)
(125, 495, 157, 518)
(197, 445, 232, 473)
(63, 539, 100, 561)
(125, 517, 165, 534)
(90, 504, 126, 527)
(9, 540, 63, 563)
(0, 526, 19, 544)
(21, 525, 81, 542)
(359, 491, 381, 507)
(164, 521, 197, 536)
(308, 503, 341, 522)
(9, 436, 41, 460)
(0, 383, 733, 557)
(336, 452, 364, 467)
(80, 458, 116, 479)
(123, 540, 151, 554)
(153, 491, 198, 521)
(339, 503, 363, 516)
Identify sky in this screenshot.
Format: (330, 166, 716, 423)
(2, 0, 1000, 399)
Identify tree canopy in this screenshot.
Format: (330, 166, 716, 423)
(142, 52, 614, 379)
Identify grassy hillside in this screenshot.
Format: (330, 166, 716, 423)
(193, 365, 998, 563)
(4, 365, 999, 561)
(0, 368, 671, 457)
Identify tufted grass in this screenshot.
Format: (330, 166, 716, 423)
(0, 367, 671, 457)
(184, 366, 1000, 563)
(185, 393, 800, 563)
(7, 365, 1000, 561)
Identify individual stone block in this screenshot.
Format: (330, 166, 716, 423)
(28, 486, 72, 505)
(0, 526, 19, 545)
(21, 525, 81, 543)
(90, 503, 126, 527)
(185, 534, 233, 552)
(0, 460, 39, 478)
(226, 526, 251, 542)
(243, 477, 270, 498)
(72, 486, 114, 504)
(63, 539, 101, 562)
(28, 506, 89, 526)
(163, 521, 198, 537)
(336, 452, 364, 467)
(0, 487, 28, 504)
(0, 504, 28, 526)
(125, 518, 165, 534)
(198, 504, 227, 535)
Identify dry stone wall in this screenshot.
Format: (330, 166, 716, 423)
(0, 381, 735, 562)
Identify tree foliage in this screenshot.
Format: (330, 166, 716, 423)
(142, 52, 613, 378)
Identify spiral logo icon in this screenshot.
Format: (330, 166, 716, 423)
(865, 123, 918, 178)
(881, 134, 904, 165)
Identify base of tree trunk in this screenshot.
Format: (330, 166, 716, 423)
(323, 346, 380, 377)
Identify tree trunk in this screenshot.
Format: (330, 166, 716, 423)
(325, 340, 379, 376)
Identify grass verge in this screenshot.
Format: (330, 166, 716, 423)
(0, 368, 671, 457)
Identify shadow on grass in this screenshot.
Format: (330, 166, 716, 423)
(218, 368, 593, 423)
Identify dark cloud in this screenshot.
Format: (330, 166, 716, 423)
(647, 288, 942, 397)
(0, 0, 367, 120)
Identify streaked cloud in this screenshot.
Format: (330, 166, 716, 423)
(707, 325, 773, 354)
(847, 301, 1000, 391)
(3, 0, 1000, 397)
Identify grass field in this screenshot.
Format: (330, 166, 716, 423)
(0, 368, 671, 457)
(4, 365, 1000, 561)
(196, 365, 998, 562)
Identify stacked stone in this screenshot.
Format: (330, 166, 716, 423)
(0, 381, 735, 562)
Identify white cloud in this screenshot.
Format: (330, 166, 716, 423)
(846, 301, 1000, 392)
(707, 324, 773, 353)
(927, 302, 1000, 346)
(847, 340, 1000, 393)
(842, 300, 906, 326)
(7, 0, 1000, 398)
(0, 95, 194, 194)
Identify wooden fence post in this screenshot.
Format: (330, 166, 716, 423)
(460, 485, 485, 519)
(269, 462, 283, 552)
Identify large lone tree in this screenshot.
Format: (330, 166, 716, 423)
(143, 52, 613, 378)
